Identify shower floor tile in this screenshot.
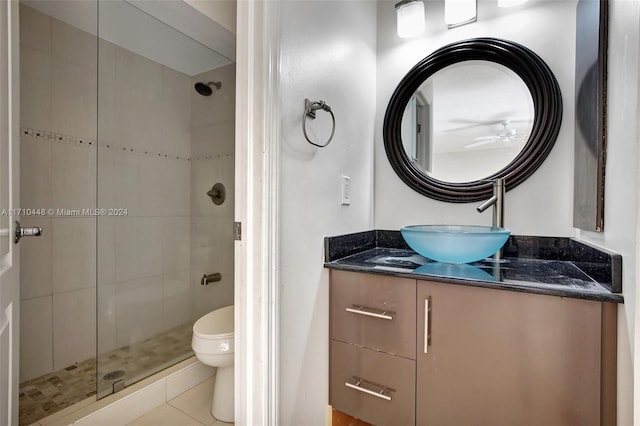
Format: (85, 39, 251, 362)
(19, 323, 193, 426)
(97, 323, 194, 398)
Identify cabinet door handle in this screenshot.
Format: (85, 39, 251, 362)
(345, 305, 393, 321)
(345, 377, 392, 401)
(424, 297, 430, 354)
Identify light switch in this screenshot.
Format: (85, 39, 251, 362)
(341, 175, 351, 205)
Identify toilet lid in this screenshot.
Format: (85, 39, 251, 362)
(193, 305, 234, 338)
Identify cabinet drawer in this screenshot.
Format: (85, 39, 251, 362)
(330, 340, 415, 426)
(330, 271, 416, 358)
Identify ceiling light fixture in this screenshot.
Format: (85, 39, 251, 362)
(445, 0, 477, 28)
(395, 0, 426, 38)
(498, 0, 528, 8)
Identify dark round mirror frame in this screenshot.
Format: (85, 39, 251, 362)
(383, 37, 563, 203)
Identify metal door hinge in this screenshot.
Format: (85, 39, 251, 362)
(234, 222, 242, 241)
(112, 379, 125, 393)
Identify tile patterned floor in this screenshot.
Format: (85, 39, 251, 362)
(19, 323, 193, 426)
(18, 359, 97, 426)
(96, 323, 194, 398)
(127, 378, 233, 426)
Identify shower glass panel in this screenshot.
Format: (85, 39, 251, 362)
(17, 1, 98, 424)
(96, 0, 235, 398)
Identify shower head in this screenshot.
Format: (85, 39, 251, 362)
(194, 81, 222, 96)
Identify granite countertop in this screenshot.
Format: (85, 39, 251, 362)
(324, 230, 624, 303)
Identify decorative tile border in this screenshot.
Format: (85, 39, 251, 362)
(20, 127, 234, 163)
(191, 153, 235, 161)
(21, 128, 96, 147)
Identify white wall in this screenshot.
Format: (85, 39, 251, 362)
(375, 0, 576, 235)
(374, 0, 638, 422)
(576, 0, 640, 423)
(276, 1, 377, 424)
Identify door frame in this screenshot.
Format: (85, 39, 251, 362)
(0, 0, 20, 424)
(234, 0, 280, 424)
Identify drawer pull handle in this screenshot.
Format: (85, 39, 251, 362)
(345, 377, 392, 401)
(345, 305, 393, 321)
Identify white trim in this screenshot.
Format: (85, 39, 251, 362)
(1, 304, 13, 426)
(3, 1, 20, 424)
(235, 0, 280, 424)
(264, 0, 281, 423)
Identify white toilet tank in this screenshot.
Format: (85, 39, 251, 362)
(193, 305, 234, 338)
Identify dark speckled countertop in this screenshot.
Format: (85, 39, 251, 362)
(324, 230, 623, 303)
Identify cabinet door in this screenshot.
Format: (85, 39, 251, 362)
(417, 281, 603, 426)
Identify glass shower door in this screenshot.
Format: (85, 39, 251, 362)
(96, 0, 236, 398)
(17, 2, 99, 423)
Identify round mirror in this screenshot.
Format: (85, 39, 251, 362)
(401, 61, 534, 183)
(384, 38, 562, 202)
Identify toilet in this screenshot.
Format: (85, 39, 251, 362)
(192, 305, 234, 422)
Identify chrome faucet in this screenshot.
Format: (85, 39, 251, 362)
(476, 178, 505, 228)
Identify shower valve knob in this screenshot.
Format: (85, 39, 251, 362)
(207, 183, 226, 205)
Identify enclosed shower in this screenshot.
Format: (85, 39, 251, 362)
(17, 1, 235, 424)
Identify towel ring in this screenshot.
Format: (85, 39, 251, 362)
(303, 98, 335, 148)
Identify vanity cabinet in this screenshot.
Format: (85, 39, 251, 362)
(417, 280, 617, 426)
(329, 271, 617, 426)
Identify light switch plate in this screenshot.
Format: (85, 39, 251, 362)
(341, 175, 351, 205)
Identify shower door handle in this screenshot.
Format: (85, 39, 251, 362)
(14, 220, 42, 244)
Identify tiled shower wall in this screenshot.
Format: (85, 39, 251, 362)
(95, 38, 192, 356)
(189, 65, 235, 322)
(19, 5, 235, 383)
(19, 4, 99, 382)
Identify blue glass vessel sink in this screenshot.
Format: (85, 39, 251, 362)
(400, 225, 511, 264)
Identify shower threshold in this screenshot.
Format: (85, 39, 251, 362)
(18, 323, 193, 426)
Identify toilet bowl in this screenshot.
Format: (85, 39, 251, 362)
(192, 305, 234, 422)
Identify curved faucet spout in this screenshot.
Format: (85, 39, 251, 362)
(477, 179, 504, 228)
(201, 272, 222, 285)
(477, 195, 497, 213)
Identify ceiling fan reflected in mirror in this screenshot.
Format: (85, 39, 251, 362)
(464, 120, 529, 149)
(444, 116, 530, 133)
